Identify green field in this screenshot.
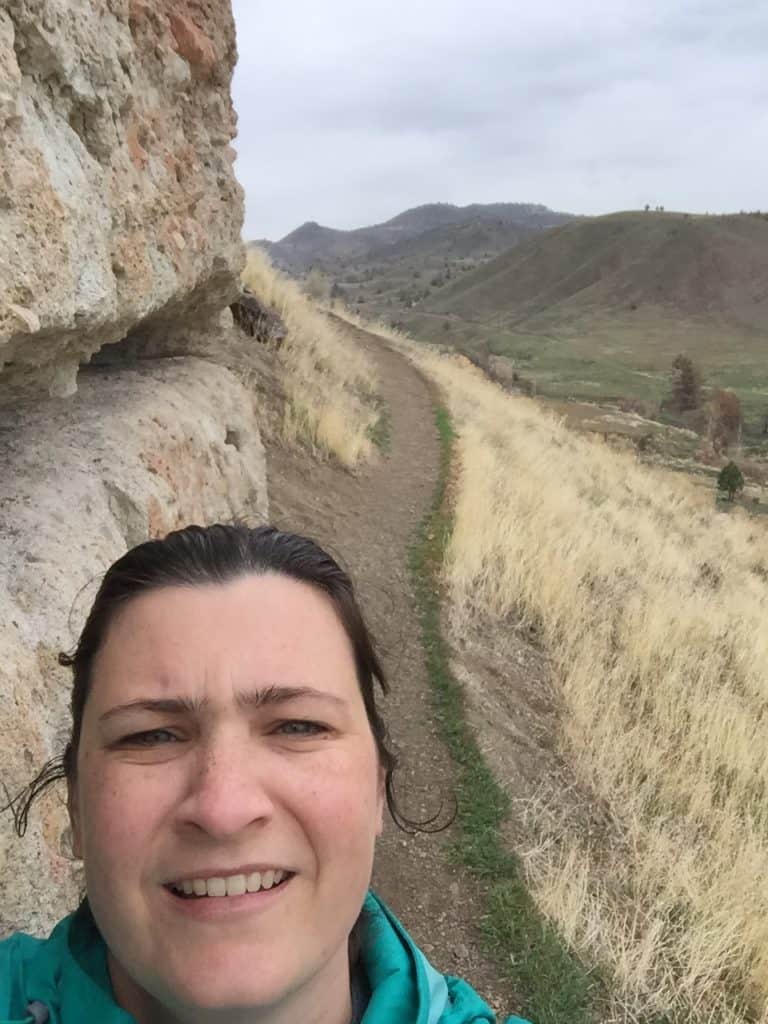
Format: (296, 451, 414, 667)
(398, 310, 768, 433)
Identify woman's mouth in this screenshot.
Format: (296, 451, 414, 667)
(166, 868, 294, 900)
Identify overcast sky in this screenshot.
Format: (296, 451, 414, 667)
(231, 0, 767, 241)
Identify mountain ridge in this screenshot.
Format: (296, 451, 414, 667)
(255, 201, 575, 272)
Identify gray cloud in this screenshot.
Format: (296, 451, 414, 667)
(231, 0, 768, 240)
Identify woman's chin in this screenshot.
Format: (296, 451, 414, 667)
(110, 939, 296, 1016)
(160, 957, 294, 1014)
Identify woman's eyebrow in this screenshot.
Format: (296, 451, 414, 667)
(98, 686, 346, 724)
(237, 685, 346, 710)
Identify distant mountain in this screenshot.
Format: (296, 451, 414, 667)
(384, 201, 562, 233)
(423, 211, 768, 331)
(260, 221, 373, 268)
(256, 202, 574, 273)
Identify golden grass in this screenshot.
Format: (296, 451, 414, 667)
(381, 338, 768, 1023)
(242, 249, 378, 468)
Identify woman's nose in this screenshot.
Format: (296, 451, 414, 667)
(178, 733, 276, 839)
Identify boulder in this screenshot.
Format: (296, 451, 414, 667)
(231, 288, 287, 348)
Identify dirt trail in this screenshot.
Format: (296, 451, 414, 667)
(266, 321, 514, 1014)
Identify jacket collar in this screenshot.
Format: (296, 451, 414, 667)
(361, 891, 496, 1024)
(20, 894, 499, 1024)
(24, 904, 134, 1024)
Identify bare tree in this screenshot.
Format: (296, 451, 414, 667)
(709, 389, 742, 451)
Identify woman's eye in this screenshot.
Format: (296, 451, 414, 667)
(274, 720, 327, 737)
(121, 729, 179, 746)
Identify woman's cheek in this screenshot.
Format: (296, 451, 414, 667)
(302, 755, 381, 847)
(84, 766, 166, 852)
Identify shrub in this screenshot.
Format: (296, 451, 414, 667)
(717, 461, 744, 500)
(304, 267, 331, 303)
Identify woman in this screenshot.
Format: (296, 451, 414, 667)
(0, 523, 530, 1024)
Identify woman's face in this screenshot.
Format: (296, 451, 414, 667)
(68, 573, 384, 1018)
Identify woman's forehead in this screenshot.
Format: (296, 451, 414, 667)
(89, 575, 358, 704)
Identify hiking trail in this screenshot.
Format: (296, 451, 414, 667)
(266, 321, 515, 1014)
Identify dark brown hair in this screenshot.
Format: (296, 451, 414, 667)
(6, 522, 411, 837)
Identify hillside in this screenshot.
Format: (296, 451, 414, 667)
(258, 201, 573, 273)
(363, 216, 542, 265)
(423, 211, 768, 326)
(402, 211, 768, 424)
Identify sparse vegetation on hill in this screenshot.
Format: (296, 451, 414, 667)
(421, 210, 768, 324)
(255, 203, 575, 330)
(377, 331, 768, 1023)
(241, 248, 378, 467)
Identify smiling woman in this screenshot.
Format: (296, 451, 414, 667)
(0, 523, 528, 1024)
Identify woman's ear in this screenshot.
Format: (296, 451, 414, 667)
(67, 781, 83, 860)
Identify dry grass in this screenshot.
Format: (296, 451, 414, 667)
(378, 337, 768, 1023)
(242, 249, 378, 468)
(330, 304, 397, 339)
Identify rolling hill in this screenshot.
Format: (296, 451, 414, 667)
(423, 211, 768, 328)
(400, 211, 768, 423)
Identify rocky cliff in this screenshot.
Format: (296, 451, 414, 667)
(0, 356, 269, 935)
(0, 0, 244, 399)
(0, 0, 270, 934)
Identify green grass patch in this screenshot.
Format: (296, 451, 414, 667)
(367, 400, 393, 454)
(408, 404, 597, 1024)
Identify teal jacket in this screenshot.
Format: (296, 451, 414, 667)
(0, 891, 530, 1023)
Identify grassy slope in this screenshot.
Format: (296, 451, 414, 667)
(266, 206, 576, 324)
(409, 347, 768, 1022)
(241, 249, 380, 466)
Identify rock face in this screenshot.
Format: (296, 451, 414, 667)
(0, 0, 244, 400)
(0, 1, 272, 936)
(0, 358, 269, 935)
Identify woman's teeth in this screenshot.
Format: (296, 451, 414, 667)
(172, 869, 287, 898)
